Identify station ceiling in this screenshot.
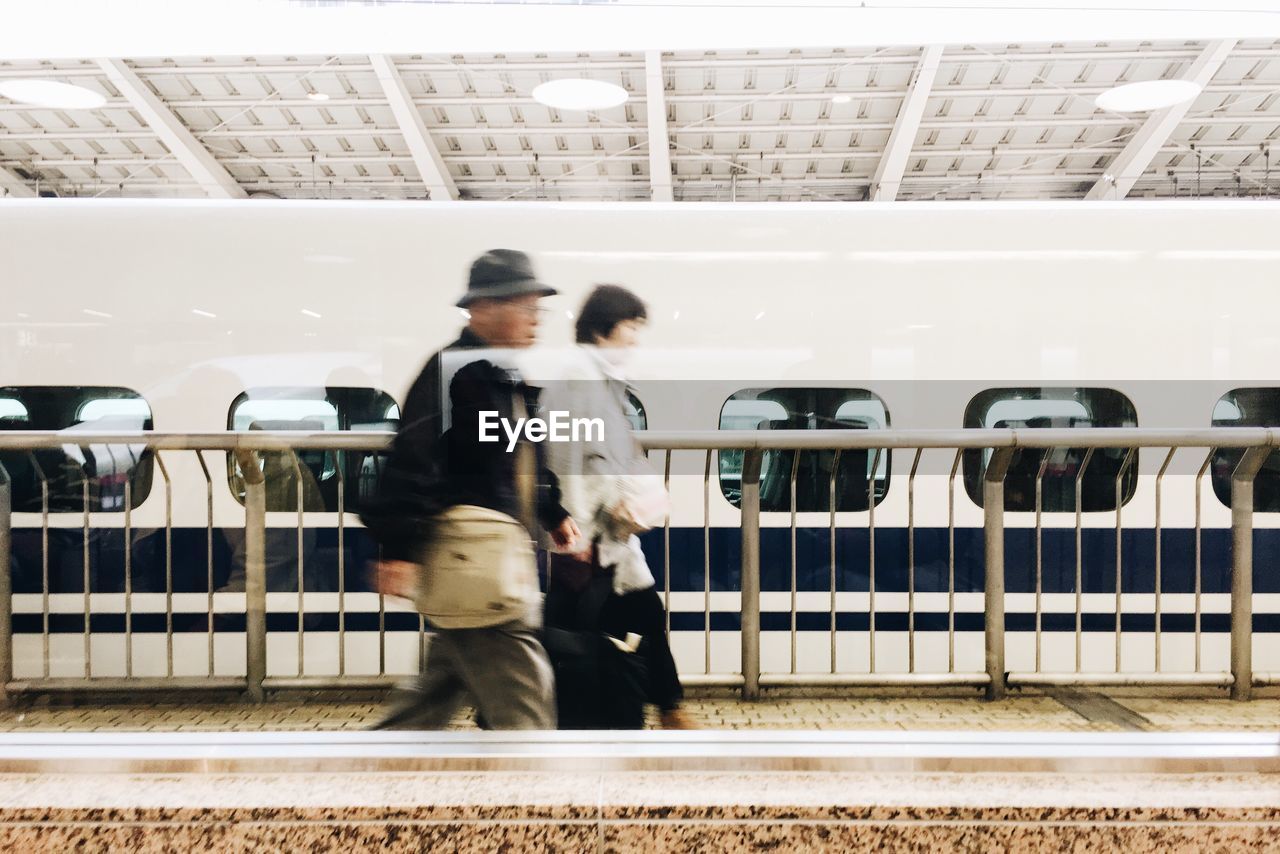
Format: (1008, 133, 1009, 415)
(2, 39, 1279, 202)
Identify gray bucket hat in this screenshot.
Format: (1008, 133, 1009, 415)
(457, 249, 558, 307)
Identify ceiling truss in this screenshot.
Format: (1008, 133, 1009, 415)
(0, 40, 1275, 202)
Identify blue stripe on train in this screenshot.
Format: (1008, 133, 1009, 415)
(9, 612, 426, 634)
(5, 525, 1276, 596)
(11, 612, 1279, 635)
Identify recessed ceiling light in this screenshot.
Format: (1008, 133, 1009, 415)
(831, 94, 852, 104)
(0, 79, 105, 110)
(306, 91, 330, 102)
(1095, 79, 1201, 113)
(532, 79, 628, 111)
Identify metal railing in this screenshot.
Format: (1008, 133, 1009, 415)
(0, 428, 1275, 704)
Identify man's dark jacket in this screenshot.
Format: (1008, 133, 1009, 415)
(360, 327, 568, 561)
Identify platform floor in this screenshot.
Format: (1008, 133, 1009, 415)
(1, 688, 1277, 734)
(0, 730, 1276, 850)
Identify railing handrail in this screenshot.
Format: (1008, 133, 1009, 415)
(0, 426, 1272, 704)
(0, 426, 1274, 452)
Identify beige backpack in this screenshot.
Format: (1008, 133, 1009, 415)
(414, 431, 540, 629)
(415, 504, 539, 628)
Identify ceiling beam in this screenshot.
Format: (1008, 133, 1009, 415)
(0, 165, 36, 197)
(369, 53, 458, 201)
(870, 45, 944, 201)
(8, 110, 1274, 143)
(96, 58, 246, 199)
(644, 51, 674, 202)
(1084, 39, 1236, 200)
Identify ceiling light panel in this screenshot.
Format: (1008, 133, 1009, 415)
(0, 78, 106, 110)
(1095, 79, 1204, 112)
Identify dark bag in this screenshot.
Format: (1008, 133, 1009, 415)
(543, 553, 649, 730)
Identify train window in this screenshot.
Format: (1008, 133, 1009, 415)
(227, 387, 400, 512)
(718, 388, 890, 511)
(1210, 388, 1280, 512)
(77, 397, 153, 423)
(963, 387, 1138, 512)
(0, 398, 28, 420)
(0, 386, 154, 513)
(624, 391, 647, 431)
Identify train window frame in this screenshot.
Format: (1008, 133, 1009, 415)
(226, 386, 401, 512)
(0, 386, 155, 513)
(1209, 387, 1280, 512)
(717, 387, 891, 512)
(962, 387, 1139, 512)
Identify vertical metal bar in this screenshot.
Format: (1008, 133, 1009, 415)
(419, 614, 426, 671)
(79, 461, 90, 679)
(336, 449, 345, 677)
(983, 447, 1014, 701)
(907, 449, 921, 674)
(867, 447, 882, 674)
(373, 452, 386, 676)
(789, 449, 799, 675)
(288, 450, 305, 676)
(154, 453, 173, 678)
(1153, 448, 1176, 674)
(740, 449, 762, 701)
(1229, 445, 1270, 701)
(1073, 447, 1096, 674)
(1114, 448, 1136, 674)
(107, 446, 133, 678)
(1034, 454, 1050, 673)
(195, 451, 214, 678)
(28, 454, 49, 679)
(947, 450, 961, 673)
(829, 449, 841, 675)
(703, 450, 712, 676)
(236, 450, 266, 702)
(664, 450, 672, 639)
(378, 546, 387, 676)
(1194, 449, 1214, 673)
(0, 460, 12, 705)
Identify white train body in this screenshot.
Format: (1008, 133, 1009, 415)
(1, 199, 1277, 683)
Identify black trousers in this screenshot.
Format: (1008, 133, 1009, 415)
(545, 574, 684, 713)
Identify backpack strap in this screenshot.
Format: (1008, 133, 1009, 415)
(511, 387, 537, 537)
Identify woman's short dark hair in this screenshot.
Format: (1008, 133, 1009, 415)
(574, 284, 648, 344)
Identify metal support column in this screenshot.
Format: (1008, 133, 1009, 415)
(235, 450, 267, 702)
(0, 462, 12, 707)
(1230, 445, 1270, 701)
(983, 447, 1014, 701)
(740, 450, 763, 701)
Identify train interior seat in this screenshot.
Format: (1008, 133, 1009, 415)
(757, 415, 872, 512)
(246, 419, 327, 512)
(349, 420, 396, 504)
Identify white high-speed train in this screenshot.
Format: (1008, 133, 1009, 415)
(1, 198, 1278, 683)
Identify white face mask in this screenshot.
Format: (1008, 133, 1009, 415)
(597, 345, 634, 373)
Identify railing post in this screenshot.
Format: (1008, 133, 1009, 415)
(983, 447, 1014, 701)
(235, 450, 267, 703)
(0, 461, 12, 707)
(740, 449, 762, 701)
(1229, 445, 1269, 702)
